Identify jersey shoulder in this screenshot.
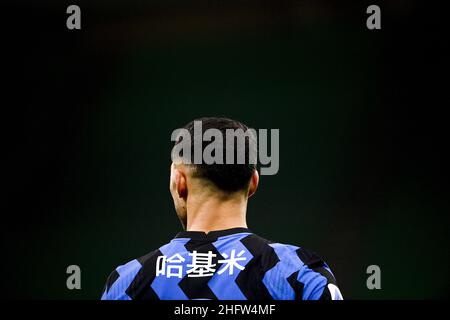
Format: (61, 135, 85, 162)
(256, 239, 343, 300)
(101, 249, 162, 300)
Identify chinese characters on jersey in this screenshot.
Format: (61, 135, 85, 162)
(156, 249, 246, 278)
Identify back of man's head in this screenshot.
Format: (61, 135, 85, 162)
(173, 117, 257, 192)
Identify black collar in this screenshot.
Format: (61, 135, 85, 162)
(174, 227, 251, 240)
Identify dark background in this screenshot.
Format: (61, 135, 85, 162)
(3, 0, 449, 299)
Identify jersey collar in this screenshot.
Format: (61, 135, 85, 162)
(174, 227, 251, 240)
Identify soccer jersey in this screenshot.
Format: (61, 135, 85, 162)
(101, 227, 343, 300)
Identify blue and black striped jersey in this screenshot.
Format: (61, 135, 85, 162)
(101, 228, 343, 300)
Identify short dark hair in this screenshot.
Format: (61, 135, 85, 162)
(174, 117, 257, 192)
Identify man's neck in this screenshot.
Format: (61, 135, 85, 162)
(185, 194, 248, 233)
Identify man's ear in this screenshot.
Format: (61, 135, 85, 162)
(175, 168, 188, 199)
(248, 169, 259, 198)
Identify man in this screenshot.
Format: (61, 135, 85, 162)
(101, 117, 343, 300)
